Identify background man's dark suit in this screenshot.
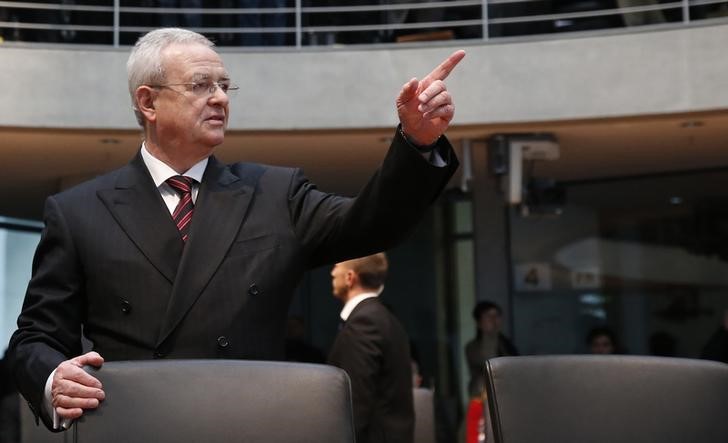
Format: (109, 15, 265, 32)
(328, 297, 414, 443)
(8, 131, 457, 427)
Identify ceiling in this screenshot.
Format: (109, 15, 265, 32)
(2, 109, 727, 220)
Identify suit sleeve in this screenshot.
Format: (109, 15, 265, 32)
(288, 127, 458, 268)
(7, 196, 85, 429)
(327, 313, 383, 435)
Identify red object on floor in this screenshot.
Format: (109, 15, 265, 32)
(465, 398, 485, 443)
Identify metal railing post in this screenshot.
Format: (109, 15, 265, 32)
(295, 0, 302, 48)
(682, 0, 690, 24)
(482, 0, 489, 41)
(113, 0, 120, 47)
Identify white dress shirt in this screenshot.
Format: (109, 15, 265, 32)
(339, 292, 379, 322)
(139, 142, 207, 212)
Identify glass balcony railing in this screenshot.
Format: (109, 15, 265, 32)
(0, 0, 727, 48)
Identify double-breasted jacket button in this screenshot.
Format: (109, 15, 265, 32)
(248, 284, 260, 297)
(217, 336, 229, 349)
(120, 300, 132, 314)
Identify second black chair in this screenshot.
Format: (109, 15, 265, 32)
(484, 355, 728, 443)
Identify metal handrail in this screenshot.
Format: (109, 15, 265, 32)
(0, 0, 727, 48)
(0, 1, 113, 12)
(488, 2, 685, 26)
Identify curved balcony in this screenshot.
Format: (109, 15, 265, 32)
(1, 22, 727, 130)
(0, 1, 727, 48)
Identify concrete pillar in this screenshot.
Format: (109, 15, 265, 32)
(471, 140, 513, 333)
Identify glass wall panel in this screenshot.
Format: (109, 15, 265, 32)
(0, 218, 41, 358)
(510, 170, 728, 359)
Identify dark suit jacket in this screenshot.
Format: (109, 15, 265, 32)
(8, 130, 457, 428)
(328, 297, 414, 443)
(464, 333, 519, 397)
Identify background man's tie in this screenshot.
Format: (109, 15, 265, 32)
(166, 175, 195, 242)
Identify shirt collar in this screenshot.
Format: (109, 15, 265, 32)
(340, 292, 379, 321)
(140, 142, 208, 187)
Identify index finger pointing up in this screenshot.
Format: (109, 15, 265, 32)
(425, 50, 466, 83)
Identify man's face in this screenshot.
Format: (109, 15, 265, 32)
(330, 263, 351, 300)
(478, 308, 502, 335)
(590, 335, 615, 354)
(153, 42, 230, 159)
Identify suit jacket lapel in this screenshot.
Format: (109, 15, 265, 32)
(156, 156, 257, 346)
(97, 152, 183, 284)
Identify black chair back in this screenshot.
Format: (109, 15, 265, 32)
(484, 355, 728, 443)
(413, 387, 436, 443)
(74, 360, 355, 443)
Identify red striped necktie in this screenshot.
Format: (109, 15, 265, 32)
(166, 175, 195, 243)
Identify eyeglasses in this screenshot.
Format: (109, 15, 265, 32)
(150, 81, 240, 98)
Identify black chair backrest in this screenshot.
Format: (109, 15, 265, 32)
(75, 360, 355, 443)
(484, 355, 728, 443)
(413, 387, 436, 443)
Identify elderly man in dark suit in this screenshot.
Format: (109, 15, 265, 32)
(7, 28, 463, 430)
(328, 253, 414, 443)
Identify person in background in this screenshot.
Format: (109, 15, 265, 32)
(464, 301, 518, 399)
(327, 253, 414, 443)
(586, 326, 619, 354)
(463, 301, 517, 443)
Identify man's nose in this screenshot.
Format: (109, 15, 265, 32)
(209, 85, 229, 105)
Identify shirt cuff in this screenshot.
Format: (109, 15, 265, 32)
(44, 370, 58, 429)
(397, 125, 447, 167)
(44, 369, 73, 430)
(398, 125, 439, 152)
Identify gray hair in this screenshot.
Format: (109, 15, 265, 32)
(127, 28, 215, 126)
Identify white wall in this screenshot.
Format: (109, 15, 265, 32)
(1, 24, 728, 130)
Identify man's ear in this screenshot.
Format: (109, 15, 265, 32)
(345, 270, 357, 289)
(135, 86, 157, 123)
